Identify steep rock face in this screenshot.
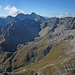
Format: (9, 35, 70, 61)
(59, 17, 75, 29)
(1, 18, 41, 52)
(40, 17, 59, 29)
(39, 18, 59, 36)
(39, 17, 75, 38)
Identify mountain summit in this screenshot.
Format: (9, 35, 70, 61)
(16, 12, 45, 21)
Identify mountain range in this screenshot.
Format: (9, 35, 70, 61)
(0, 13, 75, 75)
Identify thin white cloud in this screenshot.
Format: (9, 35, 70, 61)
(48, 12, 75, 18)
(55, 13, 75, 18)
(5, 5, 24, 16)
(0, 6, 2, 11)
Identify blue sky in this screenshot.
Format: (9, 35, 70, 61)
(0, 0, 75, 17)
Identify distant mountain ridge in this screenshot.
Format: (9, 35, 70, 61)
(16, 12, 46, 21)
(0, 12, 46, 26)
